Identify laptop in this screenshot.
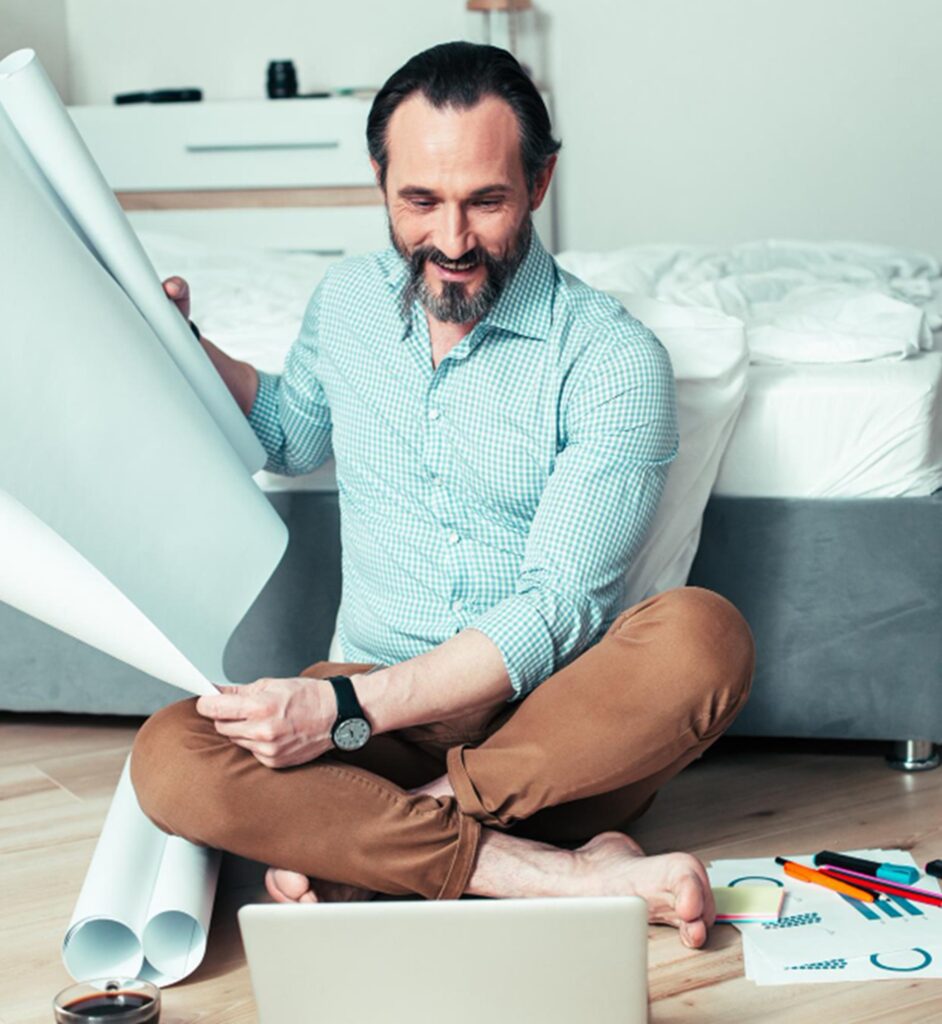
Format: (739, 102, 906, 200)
(239, 896, 648, 1023)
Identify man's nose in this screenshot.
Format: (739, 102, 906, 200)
(434, 203, 475, 260)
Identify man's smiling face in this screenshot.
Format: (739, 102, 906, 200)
(378, 93, 550, 325)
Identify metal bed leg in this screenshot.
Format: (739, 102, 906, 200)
(887, 740, 941, 772)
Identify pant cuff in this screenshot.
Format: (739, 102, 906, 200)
(434, 803, 482, 900)
(446, 743, 505, 828)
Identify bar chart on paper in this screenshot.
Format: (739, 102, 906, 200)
(708, 850, 942, 984)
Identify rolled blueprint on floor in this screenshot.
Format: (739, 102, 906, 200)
(0, 48, 288, 693)
(63, 759, 221, 986)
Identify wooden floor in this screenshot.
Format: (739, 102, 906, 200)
(2, 713, 941, 1024)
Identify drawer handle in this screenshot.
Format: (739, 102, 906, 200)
(185, 141, 340, 154)
(281, 247, 345, 257)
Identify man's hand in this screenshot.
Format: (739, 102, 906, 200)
(195, 678, 337, 768)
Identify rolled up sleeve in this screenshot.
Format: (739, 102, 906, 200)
(466, 325, 678, 700)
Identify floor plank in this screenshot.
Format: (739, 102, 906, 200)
(1, 719, 941, 1023)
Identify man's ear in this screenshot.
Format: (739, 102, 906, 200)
(370, 157, 384, 192)
(529, 155, 557, 212)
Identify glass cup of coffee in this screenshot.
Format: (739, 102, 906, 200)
(53, 978, 160, 1023)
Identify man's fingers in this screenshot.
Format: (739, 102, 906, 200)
(162, 275, 187, 297)
(196, 692, 266, 720)
(212, 717, 276, 742)
(161, 275, 191, 318)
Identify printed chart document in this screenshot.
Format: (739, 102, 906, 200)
(709, 850, 942, 985)
(0, 49, 288, 983)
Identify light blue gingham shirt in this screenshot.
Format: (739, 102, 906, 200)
(248, 234, 678, 701)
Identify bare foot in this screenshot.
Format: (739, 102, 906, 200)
(265, 867, 377, 905)
(574, 832, 714, 949)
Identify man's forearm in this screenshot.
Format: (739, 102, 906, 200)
(200, 334, 259, 416)
(354, 628, 513, 734)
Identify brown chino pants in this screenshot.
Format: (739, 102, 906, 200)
(131, 586, 754, 901)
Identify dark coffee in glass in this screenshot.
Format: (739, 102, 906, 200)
(53, 978, 161, 1023)
(63, 992, 157, 1019)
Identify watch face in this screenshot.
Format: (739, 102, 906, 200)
(334, 717, 371, 751)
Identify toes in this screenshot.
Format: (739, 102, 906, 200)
(672, 858, 709, 923)
(679, 918, 708, 949)
(265, 868, 286, 903)
(266, 867, 314, 903)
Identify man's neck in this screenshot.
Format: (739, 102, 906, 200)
(427, 313, 480, 370)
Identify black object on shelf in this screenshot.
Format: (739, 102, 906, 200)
(114, 88, 203, 105)
(267, 60, 298, 99)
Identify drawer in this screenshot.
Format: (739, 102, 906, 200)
(70, 98, 377, 191)
(128, 205, 389, 258)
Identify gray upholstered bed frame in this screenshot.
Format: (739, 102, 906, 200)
(2, 490, 940, 768)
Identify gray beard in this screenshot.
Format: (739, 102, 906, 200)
(414, 272, 501, 324)
(392, 216, 533, 325)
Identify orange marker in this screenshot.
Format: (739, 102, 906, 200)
(775, 857, 879, 903)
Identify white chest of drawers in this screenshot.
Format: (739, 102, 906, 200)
(70, 97, 388, 257)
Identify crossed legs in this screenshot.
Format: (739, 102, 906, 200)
(131, 586, 754, 946)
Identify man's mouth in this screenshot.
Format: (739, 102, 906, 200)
(428, 254, 482, 282)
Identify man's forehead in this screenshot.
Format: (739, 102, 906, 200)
(385, 93, 524, 186)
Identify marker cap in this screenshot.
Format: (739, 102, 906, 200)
(877, 863, 921, 885)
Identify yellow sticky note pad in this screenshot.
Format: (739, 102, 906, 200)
(713, 885, 784, 923)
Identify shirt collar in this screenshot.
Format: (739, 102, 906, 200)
(382, 230, 556, 344)
(480, 230, 555, 342)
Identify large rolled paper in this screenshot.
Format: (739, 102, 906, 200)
(63, 759, 221, 986)
(0, 48, 263, 471)
(0, 49, 289, 986)
(0, 49, 288, 692)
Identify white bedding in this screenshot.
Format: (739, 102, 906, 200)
(714, 353, 942, 498)
(556, 240, 942, 364)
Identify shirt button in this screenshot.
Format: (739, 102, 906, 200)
(428, 407, 441, 421)
(452, 599, 464, 613)
(448, 531, 460, 545)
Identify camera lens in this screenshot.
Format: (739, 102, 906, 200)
(267, 60, 298, 99)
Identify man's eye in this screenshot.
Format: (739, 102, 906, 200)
(473, 199, 501, 209)
(412, 199, 436, 210)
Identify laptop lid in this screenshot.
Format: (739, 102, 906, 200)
(239, 896, 648, 1024)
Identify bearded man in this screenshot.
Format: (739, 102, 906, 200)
(133, 41, 754, 950)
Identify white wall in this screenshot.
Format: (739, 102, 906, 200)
(65, 0, 465, 103)
(539, 0, 942, 255)
(56, 0, 942, 255)
(0, 0, 69, 99)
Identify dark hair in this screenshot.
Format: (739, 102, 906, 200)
(367, 41, 561, 192)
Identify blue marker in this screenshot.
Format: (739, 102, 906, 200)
(814, 850, 920, 886)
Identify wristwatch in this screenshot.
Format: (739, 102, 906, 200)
(326, 675, 372, 751)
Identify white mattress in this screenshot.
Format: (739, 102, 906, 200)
(714, 353, 942, 498)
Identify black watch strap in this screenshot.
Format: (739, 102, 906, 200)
(327, 675, 365, 720)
